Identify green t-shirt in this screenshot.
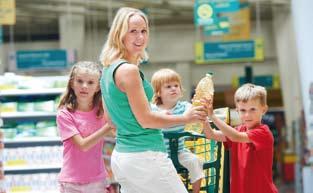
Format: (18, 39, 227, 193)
(100, 60, 166, 153)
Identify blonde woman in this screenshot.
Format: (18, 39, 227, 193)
(99, 7, 207, 193)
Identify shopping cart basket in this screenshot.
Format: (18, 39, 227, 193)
(164, 123, 226, 193)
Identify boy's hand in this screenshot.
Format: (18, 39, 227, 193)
(203, 118, 214, 138)
(201, 96, 214, 118)
(203, 118, 213, 131)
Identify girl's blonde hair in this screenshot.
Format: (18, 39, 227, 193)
(234, 83, 267, 106)
(99, 7, 149, 66)
(151, 68, 183, 105)
(58, 61, 103, 117)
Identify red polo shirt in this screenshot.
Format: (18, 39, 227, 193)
(224, 124, 278, 193)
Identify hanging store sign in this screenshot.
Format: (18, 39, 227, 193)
(0, 0, 15, 25)
(194, 0, 240, 26)
(11, 49, 76, 70)
(195, 38, 264, 64)
(205, 3, 250, 41)
(221, 3, 250, 41)
(203, 17, 230, 36)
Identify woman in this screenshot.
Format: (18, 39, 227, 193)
(99, 7, 207, 193)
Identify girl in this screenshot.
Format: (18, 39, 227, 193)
(57, 61, 114, 193)
(99, 7, 207, 193)
(151, 68, 204, 193)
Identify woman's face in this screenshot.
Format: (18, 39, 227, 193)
(123, 14, 148, 63)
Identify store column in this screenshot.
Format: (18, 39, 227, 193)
(175, 62, 192, 100)
(272, 7, 302, 149)
(59, 14, 85, 60)
(292, 0, 313, 192)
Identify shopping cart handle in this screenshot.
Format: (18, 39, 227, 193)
(163, 131, 205, 139)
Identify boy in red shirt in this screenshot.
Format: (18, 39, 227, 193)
(203, 83, 278, 193)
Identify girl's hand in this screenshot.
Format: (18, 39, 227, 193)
(108, 120, 116, 136)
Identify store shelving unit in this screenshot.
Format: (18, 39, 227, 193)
(1, 87, 117, 192)
(1, 88, 64, 192)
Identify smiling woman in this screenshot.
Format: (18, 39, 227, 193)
(99, 7, 208, 193)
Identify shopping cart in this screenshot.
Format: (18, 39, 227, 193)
(164, 122, 227, 193)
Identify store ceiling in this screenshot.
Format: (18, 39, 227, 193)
(3, 0, 290, 42)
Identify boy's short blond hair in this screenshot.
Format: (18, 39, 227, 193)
(234, 83, 267, 106)
(151, 68, 182, 105)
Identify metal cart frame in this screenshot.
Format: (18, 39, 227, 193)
(164, 124, 226, 193)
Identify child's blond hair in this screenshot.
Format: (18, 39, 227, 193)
(234, 83, 267, 106)
(151, 68, 183, 105)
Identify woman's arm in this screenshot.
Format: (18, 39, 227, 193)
(115, 63, 207, 129)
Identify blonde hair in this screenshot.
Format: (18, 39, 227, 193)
(58, 61, 103, 117)
(151, 68, 183, 105)
(234, 83, 267, 106)
(99, 7, 149, 66)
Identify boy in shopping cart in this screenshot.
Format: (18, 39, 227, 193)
(151, 68, 204, 193)
(203, 83, 278, 193)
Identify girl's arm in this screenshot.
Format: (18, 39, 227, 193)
(115, 63, 207, 129)
(203, 119, 226, 142)
(71, 123, 113, 152)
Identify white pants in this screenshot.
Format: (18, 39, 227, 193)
(111, 150, 188, 193)
(178, 151, 205, 183)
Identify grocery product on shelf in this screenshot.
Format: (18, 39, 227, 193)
(0, 73, 117, 192)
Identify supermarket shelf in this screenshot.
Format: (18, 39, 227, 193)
(8, 190, 59, 193)
(0, 88, 64, 102)
(4, 137, 61, 148)
(1, 112, 56, 121)
(4, 164, 61, 174)
(0, 88, 65, 97)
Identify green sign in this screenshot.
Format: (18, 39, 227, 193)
(194, 0, 240, 26)
(15, 49, 74, 70)
(195, 38, 264, 63)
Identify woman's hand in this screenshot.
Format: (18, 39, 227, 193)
(183, 105, 207, 123)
